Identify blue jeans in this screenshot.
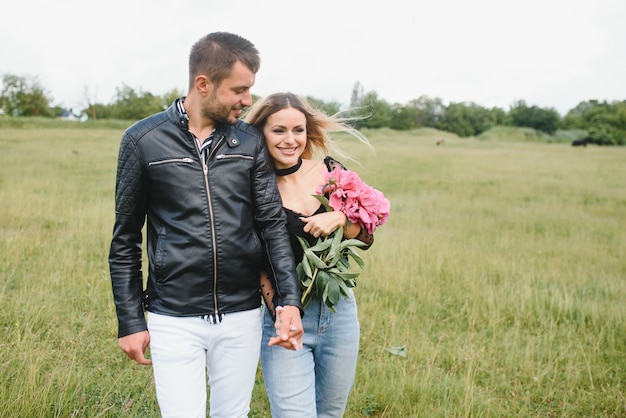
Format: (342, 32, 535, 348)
(261, 290, 360, 418)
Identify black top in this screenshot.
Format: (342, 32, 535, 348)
(283, 205, 326, 263)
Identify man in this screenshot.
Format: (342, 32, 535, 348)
(109, 32, 303, 418)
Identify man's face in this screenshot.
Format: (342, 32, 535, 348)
(202, 61, 255, 125)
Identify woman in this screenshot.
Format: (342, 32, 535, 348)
(245, 93, 374, 417)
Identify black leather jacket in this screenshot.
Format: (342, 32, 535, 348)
(109, 100, 301, 337)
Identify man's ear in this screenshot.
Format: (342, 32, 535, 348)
(195, 75, 213, 95)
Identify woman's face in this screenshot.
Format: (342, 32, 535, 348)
(263, 107, 307, 169)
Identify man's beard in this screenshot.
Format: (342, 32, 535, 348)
(202, 92, 239, 125)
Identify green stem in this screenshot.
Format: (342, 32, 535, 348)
(300, 267, 319, 308)
(300, 232, 337, 308)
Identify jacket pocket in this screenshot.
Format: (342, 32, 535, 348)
(148, 157, 194, 166)
(215, 153, 254, 161)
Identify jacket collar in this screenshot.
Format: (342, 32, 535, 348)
(167, 98, 243, 149)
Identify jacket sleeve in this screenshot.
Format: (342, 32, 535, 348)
(108, 132, 149, 337)
(252, 140, 303, 313)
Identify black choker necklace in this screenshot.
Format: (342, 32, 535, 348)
(275, 158, 303, 176)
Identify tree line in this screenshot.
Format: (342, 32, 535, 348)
(2, 73, 625, 145)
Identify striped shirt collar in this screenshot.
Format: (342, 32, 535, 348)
(176, 98, 215, 154)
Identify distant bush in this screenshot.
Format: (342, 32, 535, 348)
(0, 115, 130, 130)
(477, 126, 588, 144)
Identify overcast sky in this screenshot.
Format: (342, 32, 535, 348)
(2, 0, 625, 115)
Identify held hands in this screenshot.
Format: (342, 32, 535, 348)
(118, 330, 152, 365)
(300, 211, 346, 239)
(268, 305, 304, 350)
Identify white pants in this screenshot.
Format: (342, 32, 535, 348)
(148, 309, 262, 418)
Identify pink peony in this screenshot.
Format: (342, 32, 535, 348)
(318, 168, 390, 234)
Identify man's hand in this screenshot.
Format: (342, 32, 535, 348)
(118, 330, 152, 365)
(268, 305, 304, 350)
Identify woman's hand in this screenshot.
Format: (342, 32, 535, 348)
(300, 211, 346, 238)
(301, 211, 363, 240)
(268, 305, 304, 350)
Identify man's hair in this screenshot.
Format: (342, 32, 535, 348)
(188, 32, 260, 89)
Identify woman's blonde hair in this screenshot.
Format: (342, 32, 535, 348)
(244, 92, 371, 161)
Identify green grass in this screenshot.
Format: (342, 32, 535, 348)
(1, 121, 625, 417)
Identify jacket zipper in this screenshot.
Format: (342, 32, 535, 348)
(148, 157, 194, 166)
(215, 153, 253, 161)
(196, 135, 226, 319)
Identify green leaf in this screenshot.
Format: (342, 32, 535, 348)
(323, 279, 341, 310)
(324, 229, 344, 267)
(337, 279, 355, 297)
(312, 194, 332, 212)
(299, 256, 313, 279)
(346, 248, 365, 270)
(336, 256, 350, 270)
(300, 276, 313, 287)
(330, 228, 343, 251)
(323, 267, 346, 277)
(316, 270, 331, 295)
(296, 263, 305, 281)
(334, 271, 360, 280)
(304, 249, 329, 269)
(340, 238, 369, 250)
(308, 237, 333, 253)
(297, 236, 310, 252)
(340, 239, 367, 252)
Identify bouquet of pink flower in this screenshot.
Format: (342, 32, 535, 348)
(297, 168, 391, 311)
(317, 168, 390, 234)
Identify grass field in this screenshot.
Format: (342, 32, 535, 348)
(1, 120, 625, 417)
